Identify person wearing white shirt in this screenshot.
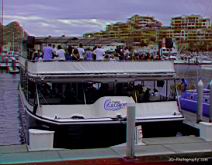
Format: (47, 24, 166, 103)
(77, 43, 85, 60)
(93, 45, 105, 61)
(56, 45, 65, 60)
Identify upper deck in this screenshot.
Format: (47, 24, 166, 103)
(19, 57, 176, 82)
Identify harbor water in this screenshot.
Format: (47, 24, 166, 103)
(0, 71, 25, 145)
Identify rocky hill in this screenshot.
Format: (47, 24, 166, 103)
(0, 21, 28, 52)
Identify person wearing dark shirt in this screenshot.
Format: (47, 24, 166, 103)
(181, 78, 188, 92)
(43, 44, 53, 61)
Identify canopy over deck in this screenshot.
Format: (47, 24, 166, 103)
(20, 57, 176, 82)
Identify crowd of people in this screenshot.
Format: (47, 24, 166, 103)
(30, 43, 161, 62)
(31, 43, 105, 62)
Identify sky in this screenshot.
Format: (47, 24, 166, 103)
(1, 0, 212, 36)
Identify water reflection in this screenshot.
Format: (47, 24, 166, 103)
(0, 71, 25, 145)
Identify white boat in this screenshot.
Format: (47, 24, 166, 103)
(19, 57, 184, 149)
(174, 54, 212, 65)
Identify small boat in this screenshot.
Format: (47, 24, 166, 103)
(8, 66, 20, 74)
(174, 54, 212, 65)
(8, 57, 20, 73)
(180, 89, 210, 117)
(0, 51, 20, 69)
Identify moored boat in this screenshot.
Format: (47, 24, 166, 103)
(19, 56, 184, 149)
(180, 89, 210, 117)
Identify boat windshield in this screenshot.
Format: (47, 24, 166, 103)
(26, 79, 177, 105)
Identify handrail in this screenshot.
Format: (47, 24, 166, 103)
(32, 85, 46, 114)
(134, 90, 138, 103)
(38, 91, 48, 104)
(83, 89, 87, 104)
(35, 84, 40, 114)
(35, 84, 48, 107)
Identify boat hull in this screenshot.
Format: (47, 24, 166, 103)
(25, 109, 183, 149)
(180, 97, 209, 117)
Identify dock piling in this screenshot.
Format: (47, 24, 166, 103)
(126, 104, 136, 158)
(197, 80, 204, 123)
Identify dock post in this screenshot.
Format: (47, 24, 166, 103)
(209, 80, 212, 122)
(126, 104, 136, 158)
(197, 80, 204, 123)
(12, 58, 16, 71)
(6, 57, 8, 68)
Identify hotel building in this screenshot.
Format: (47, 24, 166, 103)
(83, 15, 212, 51)
(84, 15, 162, 45)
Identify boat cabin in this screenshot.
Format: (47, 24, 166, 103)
(19, 57, 184, 148)
(19, 57, 182, 122)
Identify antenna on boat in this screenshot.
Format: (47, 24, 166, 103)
(0, 0, 3, 54)
(209, 80, 212, 122)
(12, 31, 14, 52)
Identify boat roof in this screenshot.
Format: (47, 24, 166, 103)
(20, 57, 176, 82)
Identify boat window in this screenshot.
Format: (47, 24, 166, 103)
(85, 82, 100, 104)
(35, 82, 85, 105)
(92, 83, 101, 90)
(31, 79, 177, 105)
(20, 71, 37, 106)
(20, 68, 28, 98)
(128, 80, 176, 103)
(157, 80, 164, 87)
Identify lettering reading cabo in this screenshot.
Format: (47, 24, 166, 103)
(104, 99, 127, 111)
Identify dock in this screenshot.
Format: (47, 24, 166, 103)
(182, 109, 209, 129)
(0, 135, 212, 164)
(1, 109, 212, 164)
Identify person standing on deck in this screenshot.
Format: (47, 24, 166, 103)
(72, 48, 80, 61)
(66, 45, 73, 60)
(56, 45, 65, 60)
(77, 43, 85, 60)
(85, 47, 93, 61)
(93, 45, 105, 61)
(52, 44, 57, 59)
(181, 78, 188, 92)
(43, 43, 53, 61)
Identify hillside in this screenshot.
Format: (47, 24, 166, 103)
(0, 21, 28, 52)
